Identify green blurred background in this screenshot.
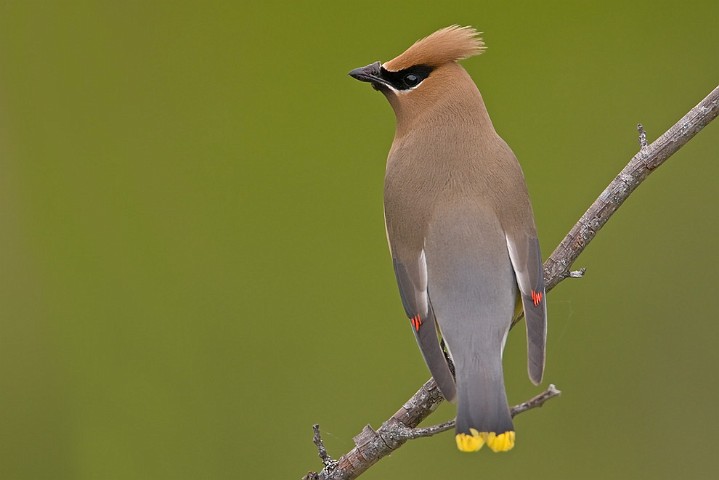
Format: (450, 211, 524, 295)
(1, 1, 717, 479)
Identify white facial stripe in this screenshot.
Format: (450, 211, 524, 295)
(396, 84, 422, 94)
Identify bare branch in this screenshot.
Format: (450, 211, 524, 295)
(303, 426, 338, 480)
(390, 419, 455, 440)
(543, 85, 719, 290)
(313, 425, 337, 469)
(510, 384, 562, 417)
(304, 85, 719, 480)
(386, 384, 561, 441)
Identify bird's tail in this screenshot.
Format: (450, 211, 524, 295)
(454, 357, 514, 452)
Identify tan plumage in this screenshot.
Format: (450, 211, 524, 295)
(384, 25, 486, 71)
(350, 26, 547, 453)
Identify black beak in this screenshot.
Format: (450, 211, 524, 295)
(349, 61, 392, 90)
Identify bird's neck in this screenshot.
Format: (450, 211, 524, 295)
(388, 67, 496, 141)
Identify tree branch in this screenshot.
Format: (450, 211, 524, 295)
(543, 86, 719, 290)
(303, 85, 719, 480)
(389, 384, 561, 440)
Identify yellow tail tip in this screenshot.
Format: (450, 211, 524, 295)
(456, 429, 484, 452)
(485, 431, 515, 452)
(455, 430, 515, 453)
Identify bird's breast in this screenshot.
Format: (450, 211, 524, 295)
(383, 143, 484, 255)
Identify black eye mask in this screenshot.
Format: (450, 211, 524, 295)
(379, 65, 433, 90)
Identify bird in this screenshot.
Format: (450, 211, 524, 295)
(349, 25, 547, 453)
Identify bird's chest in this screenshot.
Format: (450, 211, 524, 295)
(383, 160, 431, 251)
(383, 151, 475, 253)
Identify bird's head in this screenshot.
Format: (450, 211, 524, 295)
(349, 25, 486, 126)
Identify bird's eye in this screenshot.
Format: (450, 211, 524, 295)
(382, 65, 432, 90)
(403, 73, 420, 87)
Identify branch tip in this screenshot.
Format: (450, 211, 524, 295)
(312, 424, 338, 472)
(569, 268, 586, 278)
(637, 123, 648, 149)
(510, 384, 561, 417)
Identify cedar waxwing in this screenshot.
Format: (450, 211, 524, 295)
(349, 26, 547, 453)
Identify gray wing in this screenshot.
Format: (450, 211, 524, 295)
(506, 233, 547, 385)
(392, 253, 457, 401)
